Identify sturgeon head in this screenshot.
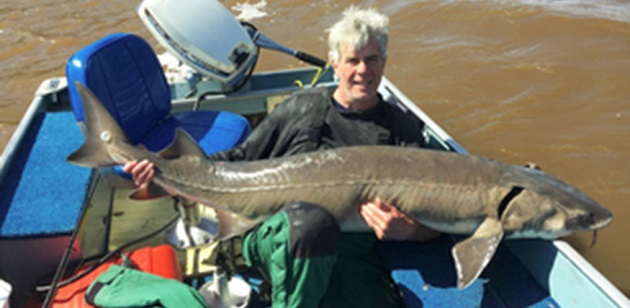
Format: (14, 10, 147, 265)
(499, 166, 613, 239)
(453, 163, 613, 290)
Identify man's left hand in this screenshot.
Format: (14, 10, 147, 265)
(360, 199, 439, 242)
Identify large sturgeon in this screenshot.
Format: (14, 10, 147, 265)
(67, 82, 613, 289)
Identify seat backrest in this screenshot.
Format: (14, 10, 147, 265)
(66, 33, 171, 144)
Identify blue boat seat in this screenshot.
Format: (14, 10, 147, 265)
(66, 33, 250, 178)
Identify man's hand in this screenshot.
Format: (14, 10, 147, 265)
(360, 199, 439, 242)
(122, 159, 155, 187)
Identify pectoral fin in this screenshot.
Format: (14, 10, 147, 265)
(452, 217, 504, 289)
(215, 210, 259, 241)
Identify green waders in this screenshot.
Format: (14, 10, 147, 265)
(243, 202, 339, 308)
(242, 202, 406, 308)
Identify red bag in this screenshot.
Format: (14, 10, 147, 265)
(52, 245, 182, 307)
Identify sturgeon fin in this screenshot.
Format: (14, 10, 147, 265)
(215, 210, 259, 241)
(67, 82, 131, 167)
(158, 129, 206, 159)
(129, 183, 171, 200)
(452, 217, 504, 290)
(66, 138, 118, 167)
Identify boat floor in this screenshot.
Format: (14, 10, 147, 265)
(380, 239, 559, 307)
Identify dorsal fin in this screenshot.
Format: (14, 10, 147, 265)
(158, 128, 206, 159)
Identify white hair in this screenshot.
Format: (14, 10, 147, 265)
(327, 6, 390, 63)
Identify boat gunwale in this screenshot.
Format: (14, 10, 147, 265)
(0, 78, 68, 185)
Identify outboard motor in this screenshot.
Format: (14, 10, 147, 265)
(137, 0, 259, 93)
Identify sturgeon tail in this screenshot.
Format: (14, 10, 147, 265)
(66, 82, 132, 168)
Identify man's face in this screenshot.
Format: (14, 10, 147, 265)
(332, 37, 386, 110)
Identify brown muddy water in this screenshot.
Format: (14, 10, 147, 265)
(1, 0, 629, 296)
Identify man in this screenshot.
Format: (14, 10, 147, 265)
(125, 6, 438, 307)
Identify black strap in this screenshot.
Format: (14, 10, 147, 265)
(84, 281, 105, 305)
